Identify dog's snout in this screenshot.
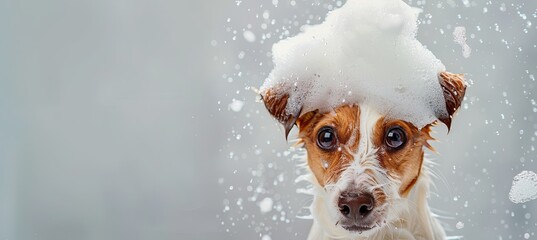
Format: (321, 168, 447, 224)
(338, 192, 374, 220)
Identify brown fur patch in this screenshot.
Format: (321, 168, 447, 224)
(296, 105, 360, 187)
(438, 71, 467, 130)
(261, 87, 302, 138)
(372, 120, 433, 196)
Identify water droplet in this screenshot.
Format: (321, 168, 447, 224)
(259, 197, 273, 213)
(321, 159, 329, 169)
(243, 30, 256, 42)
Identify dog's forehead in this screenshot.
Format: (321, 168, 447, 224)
(319, 104, 382, 143)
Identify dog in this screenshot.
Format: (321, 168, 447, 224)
(261, 72, 466, 240)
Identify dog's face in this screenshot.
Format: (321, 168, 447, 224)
(262, 72, 466, 235)
(295, 104, 433, 234)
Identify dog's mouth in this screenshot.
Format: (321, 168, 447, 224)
(341, 224, 375, 232)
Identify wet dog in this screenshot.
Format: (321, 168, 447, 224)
(261, 72, 466, 239)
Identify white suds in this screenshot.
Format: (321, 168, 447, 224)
(261, 0, 449, 128)
(243, 30, 256, 42)
(509, 170, 537, 204)
(228, 99, 244, 112)
(259, 197, 273, 213)
(453, 26, 471, 58)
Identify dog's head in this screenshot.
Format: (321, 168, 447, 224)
(261, 72, 466, 235)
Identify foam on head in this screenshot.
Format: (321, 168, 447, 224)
(260, 0, 448, 128)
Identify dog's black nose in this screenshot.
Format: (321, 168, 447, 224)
(338, 192, 374, 219)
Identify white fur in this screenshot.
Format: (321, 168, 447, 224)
(305, 166, 446, 240)
(298, 105, 446, 240)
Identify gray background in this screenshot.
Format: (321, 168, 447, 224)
(1, 0, 536, 239)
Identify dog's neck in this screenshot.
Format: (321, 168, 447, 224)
(306, 160, 446, 240)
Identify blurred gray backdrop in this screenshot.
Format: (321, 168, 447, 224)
(1, 0, 536, 239)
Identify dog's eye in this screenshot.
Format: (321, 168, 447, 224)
(317, 127, 337, 150)
(385, 126, 406, 150)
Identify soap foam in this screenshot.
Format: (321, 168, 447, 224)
(453, 26, 471, 58)
(261, 0, 448, 128)
(509, 170, 537, 204)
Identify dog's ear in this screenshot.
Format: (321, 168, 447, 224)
(261, 86, 303, 139)
(437, 71, 467, 130)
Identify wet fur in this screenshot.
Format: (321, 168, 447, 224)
(298, 105, 445, 240)
(261, 72, 466, 240)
